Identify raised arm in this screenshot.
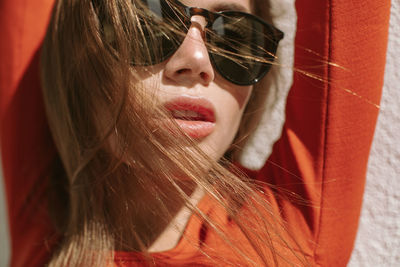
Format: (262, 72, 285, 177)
(0, 1, 57, 266)
(255, 0, 390, 265)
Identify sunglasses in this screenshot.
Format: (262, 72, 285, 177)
(128, 0, 284, 85)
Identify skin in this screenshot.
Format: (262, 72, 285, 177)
(139, 0, 254, 163)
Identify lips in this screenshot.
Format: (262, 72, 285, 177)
(164, 96, 216, 139)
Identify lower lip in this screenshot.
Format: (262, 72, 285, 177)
(174, 119, 215, 139)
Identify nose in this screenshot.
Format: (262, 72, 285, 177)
(163, 16, 215, 87)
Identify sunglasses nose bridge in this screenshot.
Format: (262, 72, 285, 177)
(187, 7, 214, 28)
(189, 15, 207, 32)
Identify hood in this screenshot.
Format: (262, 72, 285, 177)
(239, 0, 297, 170)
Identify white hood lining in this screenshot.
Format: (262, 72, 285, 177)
(239, 0, 297, 170)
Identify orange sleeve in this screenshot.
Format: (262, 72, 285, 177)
(255, 0, 390, 265)
(0, 1, 57, 266)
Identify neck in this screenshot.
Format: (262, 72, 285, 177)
(113, 178, 203, 252)
(148, 185, 205, 252)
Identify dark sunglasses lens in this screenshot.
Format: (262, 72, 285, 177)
(209, 13, 280, 85)
(134, 0, 188, 65)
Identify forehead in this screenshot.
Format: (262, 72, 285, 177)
(179, 0, 252, 13)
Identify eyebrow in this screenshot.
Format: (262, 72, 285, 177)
(211, 3, 250, 13)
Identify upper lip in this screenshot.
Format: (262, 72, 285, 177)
(163, 95, 216, 123)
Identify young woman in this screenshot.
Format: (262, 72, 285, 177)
(0, 0, 390, 266)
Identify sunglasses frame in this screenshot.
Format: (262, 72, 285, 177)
(136, 0, 285, 85)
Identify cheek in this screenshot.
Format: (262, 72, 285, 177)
(222, 86, 253, 139)
(221, 84, 253, 124)
(205, 85, 253, 160)
(216, 75, 254, 110)
(231, 86, 254, 110)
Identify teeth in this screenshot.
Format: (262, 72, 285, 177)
(172, 110, 202, 119)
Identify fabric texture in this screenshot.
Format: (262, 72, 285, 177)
(0, 0, 390, 266)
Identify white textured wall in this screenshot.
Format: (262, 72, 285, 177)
(0, 153, 9, 266)
(349, 1, 400, 266)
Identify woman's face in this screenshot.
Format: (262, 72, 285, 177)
(138, 0, 253, 162)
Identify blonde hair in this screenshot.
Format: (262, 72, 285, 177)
(41, 0, 307, 266)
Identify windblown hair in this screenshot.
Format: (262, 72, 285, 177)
(41, 0, 307, 266)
